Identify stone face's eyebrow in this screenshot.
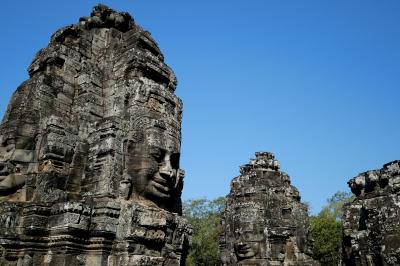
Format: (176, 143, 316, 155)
(9, 149, 34, 163)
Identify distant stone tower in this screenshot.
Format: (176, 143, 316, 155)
(219, 152, 319, 265)
(342, 161, 400, 265)
(0, 5, 191, 266)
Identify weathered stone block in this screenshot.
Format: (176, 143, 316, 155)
(220, 152, 319, 266)
(343, 161, 400, 265)
(0, 4, 191, 266)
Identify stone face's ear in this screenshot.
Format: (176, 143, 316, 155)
(118, 177, 131, 199)
(0, 147, 7, 162)
(175, 169, 185, 189)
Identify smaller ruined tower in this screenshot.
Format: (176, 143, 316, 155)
(219, 152, 319, 265)
(342, 160, 400, 265)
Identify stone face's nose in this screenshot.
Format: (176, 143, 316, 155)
(159, 153, 174, 179)
(160, 153, 172, 172)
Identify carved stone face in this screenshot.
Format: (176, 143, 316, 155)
(0, 134, 35, 195)
(125, 128, 180, 204)
(234, 230, 262, 260)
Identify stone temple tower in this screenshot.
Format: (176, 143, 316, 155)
(219, 152, 319, 265)
(342, 161, 400, 265)
(0, 5, 191, 266)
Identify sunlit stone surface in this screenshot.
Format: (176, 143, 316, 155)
(219, 152, 319, 265)
(343, 161, 400, 265)
(0, 5, 191, 266)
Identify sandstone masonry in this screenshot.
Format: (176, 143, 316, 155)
(343, 161, 400, 265)
(219, 152, 319, 266)
(0, 5, 191, 266)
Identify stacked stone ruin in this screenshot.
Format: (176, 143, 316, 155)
(219, 152, 319, 265)
(0, 5, 191, 266)
(342, 160, 400, 265)
(1, 4, 400, 266)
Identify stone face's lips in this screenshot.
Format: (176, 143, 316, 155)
(0, 162, 11, 176)
(236, 242, 255, 253)
(237, 245, 251, 252)
(0, 167, 10, 176)
(153, 176, 169, 187)
(150, 174, 173, 197)
(152, 181, 170, 193)
(0, 173, 25, 195)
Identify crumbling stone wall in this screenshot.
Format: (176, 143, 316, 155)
(0, 5, 191, 266)
(219, 152, 319, 266)
(343, 161, 400, 265)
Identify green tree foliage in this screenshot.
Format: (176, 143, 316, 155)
(183, 192, 354, 266)
(324, 191, 354, 221)
(310, 191, 354, 265)
(310, 209, 343, 265)
(183, 197, 225, 266)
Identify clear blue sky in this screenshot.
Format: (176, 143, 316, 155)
(1, 1, 399, 213)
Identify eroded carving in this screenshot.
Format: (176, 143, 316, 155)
(0, 98, 38, 199)
(0, 4, 191, 265)
(220, 152, 319, 265)
(343, 161, 400, 265)
(123, 122, 181, 209)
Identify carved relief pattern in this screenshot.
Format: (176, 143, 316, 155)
(219, 152, 319, 266)
(0, 5, 191, 266)
(343, 161, 400, 265)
